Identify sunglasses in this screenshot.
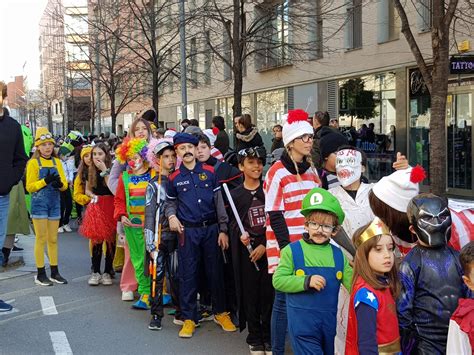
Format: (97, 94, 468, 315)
(238, 147, 266, 159)
(36, 133, 53, 141)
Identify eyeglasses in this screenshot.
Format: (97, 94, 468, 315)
(36, 133, 52, 141)
(306, 221, 335, 233)
(295, 134, 314, 143)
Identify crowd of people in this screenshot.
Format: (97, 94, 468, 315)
(0, 85, 473, 355)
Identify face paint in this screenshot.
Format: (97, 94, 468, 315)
(335, 149, 362, 187)
(128, 157, 143, 171)
(407, 193, 452, 247)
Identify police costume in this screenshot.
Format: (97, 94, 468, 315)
(165, 133, 228, 323)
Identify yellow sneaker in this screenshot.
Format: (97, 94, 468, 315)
(178, 320, 196, 338)
(214, 312, 237, 332)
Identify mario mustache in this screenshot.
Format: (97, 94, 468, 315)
(183, 153, 194, 158)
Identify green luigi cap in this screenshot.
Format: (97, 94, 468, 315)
(300, 187, 345, 225)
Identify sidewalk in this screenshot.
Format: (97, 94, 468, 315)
(0, 233, 36, 281)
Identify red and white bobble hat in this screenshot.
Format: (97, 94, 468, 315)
(372, 165, 427, 212)
(203, 127, 219, 146)
(282, 109, 314, 147)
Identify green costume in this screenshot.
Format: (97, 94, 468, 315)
(122, 171, 151, 296)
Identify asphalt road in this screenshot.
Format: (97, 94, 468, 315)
(0, 231, 249, 355)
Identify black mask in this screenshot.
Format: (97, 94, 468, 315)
(407, 193, 451, 247)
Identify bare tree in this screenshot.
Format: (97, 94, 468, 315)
(393, 0, 459, 195)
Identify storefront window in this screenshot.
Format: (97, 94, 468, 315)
(338, 72, 397, 181)
(446, 93, 472, 190)
(256, 89, 286, 151)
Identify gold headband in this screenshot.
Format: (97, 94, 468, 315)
(355, 217, 391, 248)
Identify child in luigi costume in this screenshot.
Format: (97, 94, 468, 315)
(273, 187, 353, 354)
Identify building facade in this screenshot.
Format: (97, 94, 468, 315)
(39, 0, 92, 135)
(156, 0, 474, 198)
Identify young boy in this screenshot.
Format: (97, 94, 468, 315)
(447, 241, 474, 354)
(228, 147, 273, 354)
(398, 193, 468, 354)
(143, 139, 180, 330)
(273, 188, 353, 354)
(114, 138, 154, 310)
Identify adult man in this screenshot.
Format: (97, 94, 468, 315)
(0, 81, 28, 310)
(211, 116, 229, 155)
(311, 111, 337, 168)
(271, 124, 284, 153)
(165, 133, 236, 338)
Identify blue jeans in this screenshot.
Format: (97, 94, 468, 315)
(271, 291, 289, 355)
(0, 194, 11, 264)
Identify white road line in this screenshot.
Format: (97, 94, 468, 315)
(40, 296, 58, 315)
(49, 331, 73, 355)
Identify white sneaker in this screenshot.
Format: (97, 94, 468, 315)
(100, 273, 113, 286)
(63, 224, 72, 232)
(121, 291, 134, 301)
(88, 272, 101, 286)
(58, 226, 64, 233)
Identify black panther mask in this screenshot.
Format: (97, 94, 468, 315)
(407, 193, 451, 247)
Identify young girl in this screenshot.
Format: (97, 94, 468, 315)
(345, 218, 401, 355)
(80, 143, 116, 286)
(26, 127, 68, 286)
(73, 145, 92, 208)
(264, 109, 320, 354)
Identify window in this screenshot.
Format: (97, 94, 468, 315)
(345, 0, 362, 50)
(378, 0, 399, 43)
(223, 21, 232, 81)
(55, 103, 59, 115)
(189, 37, 198, 88)
(255, 0, 291, 71)
(417, 0, 432, 32)
(203, 31, 212, 85)
(59, 102, 63, 114)
(308, 0, 323, 60)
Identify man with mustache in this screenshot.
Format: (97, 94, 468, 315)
(165, 133, 236, 338)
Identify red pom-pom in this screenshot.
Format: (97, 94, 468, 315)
(212, 127, 220, 135)
(410, 164, 426, 184)
(287, 109, 309, 124)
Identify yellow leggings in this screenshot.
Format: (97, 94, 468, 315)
(32, 219, 59, 268)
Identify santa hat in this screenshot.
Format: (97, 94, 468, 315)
(282, 109, 314, 146)
(203, 128, 219, 146)
(372, 165, 426, 213)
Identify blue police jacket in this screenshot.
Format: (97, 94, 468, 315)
(166, 161, 222, 225)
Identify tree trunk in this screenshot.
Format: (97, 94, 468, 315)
(110, 96, 116, 134)
(152, 69, 159, 118)
(231, 0, 243, 118)
(47, 106, 53, 133)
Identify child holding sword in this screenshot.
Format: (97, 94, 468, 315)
(144, 139, 179, 330)
(226, 147, 274, 355)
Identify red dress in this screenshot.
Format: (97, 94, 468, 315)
(345, 276, 400, 355)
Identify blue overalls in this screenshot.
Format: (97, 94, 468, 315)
(287, 242, 344, 355)
(167, 162, 225, 322)
(31, 158, 61, 220)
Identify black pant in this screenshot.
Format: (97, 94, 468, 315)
(240, 245, 274, 346)
(91, 241, 116, 274)
(148, 239, 181, 318)
(60, 189, 73, 227)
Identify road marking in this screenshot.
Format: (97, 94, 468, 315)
(49, 331, 73, 354)
(40, 296, 58, 315)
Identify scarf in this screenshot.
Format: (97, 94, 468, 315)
(280, 150, 310, 175)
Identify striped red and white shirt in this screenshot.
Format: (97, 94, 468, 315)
(264, 161, 320, 273)
(211, 147, 224, 161)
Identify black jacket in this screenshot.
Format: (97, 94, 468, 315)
(0, 109, 28, 196)
(214, 130, 230, 155)
(235, 127, 265, 152)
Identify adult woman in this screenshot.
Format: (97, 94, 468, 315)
(264, 109, 321, 355)
(234, 114, 264, 152)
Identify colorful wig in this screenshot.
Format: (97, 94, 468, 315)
(146, 138, 173, 171)
(115, 137, 148, 164)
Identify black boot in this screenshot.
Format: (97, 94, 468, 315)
(50, 265, 68, 284)
(35, 267, 53, 286)
(1, 248, 10, 267)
